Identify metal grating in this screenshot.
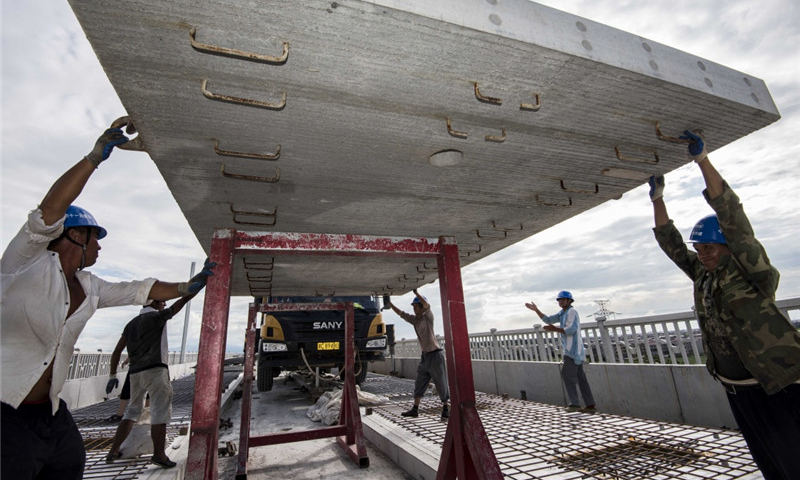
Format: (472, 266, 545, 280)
(73, 372, 240, 479)
(359, 376, 762, 479)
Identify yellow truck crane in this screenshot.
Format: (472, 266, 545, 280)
(256, 296, 393, 391)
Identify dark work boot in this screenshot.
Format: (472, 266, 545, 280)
(441, 404, 450, 419)
(401, 405, 419, 417)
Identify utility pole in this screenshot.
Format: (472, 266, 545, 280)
(180, 261, 196, 363)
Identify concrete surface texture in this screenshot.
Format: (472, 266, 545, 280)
(217, 375, 414, 479)
(66, 0, 779, 297)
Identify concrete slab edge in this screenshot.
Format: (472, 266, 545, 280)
(361, 408, 440, 480)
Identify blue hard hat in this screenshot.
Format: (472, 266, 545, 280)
(411, 294, 427, 305)
(64, 205, 107, 239)
(689, 214, 726, 245)
(556, 290, 573, 301)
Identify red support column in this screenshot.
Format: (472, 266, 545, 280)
(336, 303, 369, 467)
(436, 237, 502, 480)
(186, 228, 235, 480)
(235, 304, 258, 479)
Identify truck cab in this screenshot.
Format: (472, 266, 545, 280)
(255, 295, 391, 391)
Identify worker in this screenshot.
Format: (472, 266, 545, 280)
(105, 295, 198, 468)
(385, 289, 450, 419)
(0, 116, 216, 480)
(526, 291, 596, 413)
(648, 130, 800, 479)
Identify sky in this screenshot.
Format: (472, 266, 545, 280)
(2, 0, 799, 353)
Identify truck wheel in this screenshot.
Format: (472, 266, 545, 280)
(355, 361, 368, 384)
(257, 360, 274, 392)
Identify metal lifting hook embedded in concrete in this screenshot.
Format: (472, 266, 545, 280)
(189, 27, 289, 64)
(535, 194, 572, 207)
(614, 146, 660, 164)
(485, 128, 506, 143)
(655, 122, 704, 144)
(214, 139, 281, 160)
(446, 117, 468, 139)
(474, 83, 502, 105)
(221, 164, 281, 183)
(520, 93, 541, 111)
(202, 79, 286, 110)
(230, 204, 278, 226)
(560, 179, 599, 194)
(243, 257, 275, 270)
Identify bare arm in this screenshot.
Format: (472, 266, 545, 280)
(109, 336, 126, 375)
(166, 293, 198, 318)
(39, 159, 97, 226)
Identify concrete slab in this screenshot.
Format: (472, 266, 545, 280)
(67, 0, 780, 297)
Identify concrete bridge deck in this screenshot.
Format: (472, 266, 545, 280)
(74, 370, 764, 479)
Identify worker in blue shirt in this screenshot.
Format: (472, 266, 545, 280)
(526, 291, 596, 413)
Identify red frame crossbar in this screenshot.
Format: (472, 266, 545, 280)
(186, 229, 501, 479)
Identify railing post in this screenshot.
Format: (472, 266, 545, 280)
(596, 317, 614, 362)
(490, 328, 500, 361)
(533, 325, 547, 361)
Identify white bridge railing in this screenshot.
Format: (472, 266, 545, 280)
(393, 297, 800, 365)
(66, 351, 199, 380)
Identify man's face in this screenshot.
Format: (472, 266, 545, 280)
(693, 243, 730, 272)
(151, 300, 167, 311)
(70, 227, 102, 267)
(557, 298, 571, 309)
(412, 302, 423, 314)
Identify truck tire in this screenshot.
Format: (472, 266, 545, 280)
(355, 360, 368, 385)
(257, 359, 274, 392)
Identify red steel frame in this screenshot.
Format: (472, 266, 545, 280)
(235, 301, 367, 479)
(186, 229, 501, 479)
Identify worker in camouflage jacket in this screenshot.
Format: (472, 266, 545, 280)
(648, 130, 800, 480)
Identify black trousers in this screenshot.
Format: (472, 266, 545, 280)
(726, 383, 800, 480)
(1, 399, 85, 480)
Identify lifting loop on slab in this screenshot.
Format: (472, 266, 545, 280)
(416, 262, 438, 272)
(614, 146, 659, 164)
(473, 83, 502, 105)
(458, 244, 482, 258)
(446, 117, 468, 139)
(214, 139, 281, 160)
(243, 257, 275, 270)
(535, 194, 572, 207)
(491, 221, 523, 232)
(520, 93, 541, 111)
(485, 128, 506, 143)
(189, 27, 289, 64)
(117, 136, 146, 152)
(655, 122, 696, 144)
(249, 286, 272, 296)
(476, 229, 506, 239)
(230, 204, 278, 226)
(560, 179, 599, 194)
(221, 164, 281, 183)
(398, 274, 424, 282)
(247, 272, 273, 282)
(202, 79, 286, 110)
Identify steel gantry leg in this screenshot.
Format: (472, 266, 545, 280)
(436, 237, 502, 480)
(186, 229, 235, 480)
(185, 229, 501, 479)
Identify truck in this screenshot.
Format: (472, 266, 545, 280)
(255, 295, 393, 392)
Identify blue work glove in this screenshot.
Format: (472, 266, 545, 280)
(678, 130, 708, 162)
(177, 258, 217, 296)
(85, 127, 129, 167)
(106, 374, 119, 394)
(648, 175, 665, 202)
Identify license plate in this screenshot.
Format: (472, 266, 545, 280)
(317, 341, 340, 351)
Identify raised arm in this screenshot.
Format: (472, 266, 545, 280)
(39, 118, 133, 225)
